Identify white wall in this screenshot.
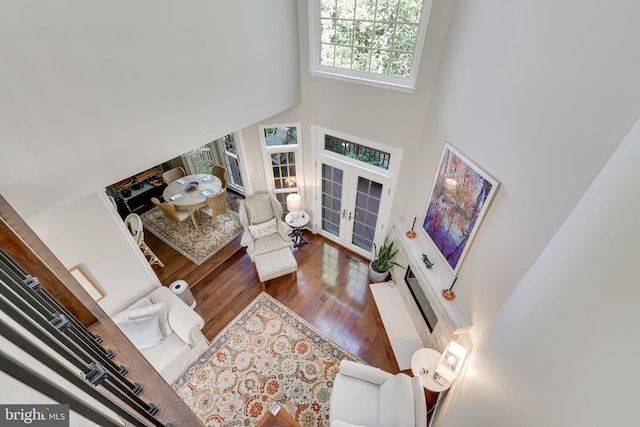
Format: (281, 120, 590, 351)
(27, 191, 158, 315)
(434, 111, 640, 427)
(407, 0, 640, 340)
(0, 0, 300, 219)
(0, 1, 301, 318)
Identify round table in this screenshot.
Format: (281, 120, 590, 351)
(162, 173, 222, 231)
(411, 348, 451, 392)
(285, 212, 310, 247)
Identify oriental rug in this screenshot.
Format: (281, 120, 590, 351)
(140, 207, 243, 265)
(172, 293, 362, 427)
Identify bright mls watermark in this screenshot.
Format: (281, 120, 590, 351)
(0, 405, 69, 426)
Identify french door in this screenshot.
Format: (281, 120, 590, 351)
(317, 155, 392, 259)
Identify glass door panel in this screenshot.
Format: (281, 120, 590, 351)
(351, 176, 383, 252)
(317, 155, 390, 258)
(321, 163, 345, 240)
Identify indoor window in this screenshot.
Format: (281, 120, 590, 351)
(259, 124, 305, 208)
(309, 0, 433, 91)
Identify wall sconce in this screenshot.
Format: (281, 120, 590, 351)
(433, 341, 468, 386)
(286, 193, 302, 218)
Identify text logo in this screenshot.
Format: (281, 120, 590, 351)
(0, 405, 69, 426)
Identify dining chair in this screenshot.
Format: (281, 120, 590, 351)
(161, 166, 186, 185)
(212, 165, 230, 203)
(124, 213, 164, 267)
(151, 197, 190, 233)
(212, 165, 227, 189)
(199, 190, 231, 226)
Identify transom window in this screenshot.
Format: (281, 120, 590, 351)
(325, 134, 391, 170)
(309, 0, 432, 91)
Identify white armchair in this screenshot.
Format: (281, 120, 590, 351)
(239, 192, 292, 261)
(330, 360, 426, 427)
(113, 286, 208, 383)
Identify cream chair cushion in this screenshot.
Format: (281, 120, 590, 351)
(254, 247, 298, 283)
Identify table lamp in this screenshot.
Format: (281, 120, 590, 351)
(433, 341, 468, 386)
(286, 193, 302, 218)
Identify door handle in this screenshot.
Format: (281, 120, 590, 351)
(348, 212, 352, 221)
(341, 209, 346, 218)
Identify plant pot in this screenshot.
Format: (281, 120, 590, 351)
(368, 261, 390, 283)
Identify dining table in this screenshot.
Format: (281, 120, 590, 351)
(162, 173, 222, 231)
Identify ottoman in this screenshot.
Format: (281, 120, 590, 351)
(253, 247, 298, 291)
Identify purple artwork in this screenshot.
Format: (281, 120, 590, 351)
(422, 143, 499, 273)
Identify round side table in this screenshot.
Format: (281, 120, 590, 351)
(411, 348, 451, 392)
(285, 212, 310, 247)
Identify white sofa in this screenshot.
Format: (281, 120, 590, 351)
(330, 360, 427, 427)
(113, 286, 208, 383)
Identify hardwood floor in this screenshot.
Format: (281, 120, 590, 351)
(143, 213, 400, 374)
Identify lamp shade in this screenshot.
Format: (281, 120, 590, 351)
(286, 193, 302, 213)
(433, 341, 468, 386)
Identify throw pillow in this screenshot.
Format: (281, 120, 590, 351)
(117, 316, 165, 349)
(129, 296, 152, 310)
(249, 217, 278, 239)
(112, 297, 152, 324)
(123, 302, 171, 336)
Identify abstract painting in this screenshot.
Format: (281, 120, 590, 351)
(422, 143, 499, 274)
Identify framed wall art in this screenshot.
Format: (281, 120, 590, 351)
(69, 265, 105, 302)
(422, 142, 500, 274)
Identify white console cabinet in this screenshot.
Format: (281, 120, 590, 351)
(371, 221, 472, 367)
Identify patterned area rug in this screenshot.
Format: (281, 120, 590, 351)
(173, 293, 362, 427)
(140, 207, 243, 265)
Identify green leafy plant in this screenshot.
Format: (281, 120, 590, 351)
(371, 236, 404, 273)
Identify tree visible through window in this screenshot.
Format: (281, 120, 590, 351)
(311, 0, 431, 90)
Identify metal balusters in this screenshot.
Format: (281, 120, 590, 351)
(0, 250, 172, 427)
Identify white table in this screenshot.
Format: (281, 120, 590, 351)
(285, 212, 310, 247)
(411, 348, 451, 393)
(162, 173, 222, 231)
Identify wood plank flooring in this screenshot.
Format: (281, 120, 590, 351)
(143, 213, 401, 374)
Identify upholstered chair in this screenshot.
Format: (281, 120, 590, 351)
(329, 360, 427, 427)
(212, 165, 231, 204)
(239, 192, 292, 261)
(151, 197, 190, 233)
(161, 166, 186, 185)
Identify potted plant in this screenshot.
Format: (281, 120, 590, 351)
(368, 235, 403, 282)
